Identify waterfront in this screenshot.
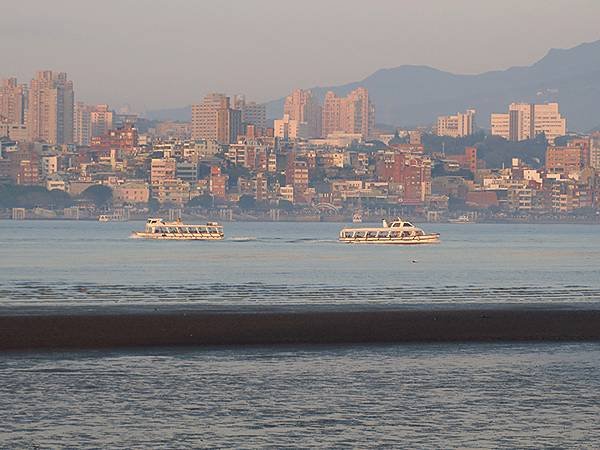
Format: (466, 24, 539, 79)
(1, 220, 600, 313)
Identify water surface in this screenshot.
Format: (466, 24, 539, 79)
(1, 220, 599, 313)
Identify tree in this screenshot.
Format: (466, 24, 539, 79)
(80, 185, 113, 208)
(222, 165, 251, 188)
(277, 199, 294, 211)
(0, 184, 74, 209)
(238, 194, 256, 210)
(48, 189, 74, 209)
(147, 197, 160, 212)
(187, 194, 213, 209)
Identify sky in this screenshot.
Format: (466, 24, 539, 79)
(2, 0, 599, 113)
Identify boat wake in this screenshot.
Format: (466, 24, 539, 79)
(228, 236, 258, 242)
(286, 238, 339, 244)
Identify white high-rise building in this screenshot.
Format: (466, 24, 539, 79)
(436, 109, 475, 137)
(490, 102, 566, 145)
(273, 114, 308, 140)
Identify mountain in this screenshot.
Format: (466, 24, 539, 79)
(145, 40, 600, 131)
(265, 40, 600, 132)
(145, 106, 192, 122)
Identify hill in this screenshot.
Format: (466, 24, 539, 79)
(146, 40, 600, 131)
(265, 40, 600, 132)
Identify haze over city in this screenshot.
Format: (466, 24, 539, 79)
(3, 2, 600, 448)
(2, 0, 600, 111)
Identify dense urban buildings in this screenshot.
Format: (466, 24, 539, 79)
(3, 68, 600, 221)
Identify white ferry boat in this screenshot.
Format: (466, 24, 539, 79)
(131, 218, 224, 240)
(98, 215, 110, 222)
(339, 217, 440, 245)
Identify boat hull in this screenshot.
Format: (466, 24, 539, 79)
(131, 232, 224, 241)
(339, 234, 440, 244)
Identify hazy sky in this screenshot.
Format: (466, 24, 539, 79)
(2, 0, 599, 113)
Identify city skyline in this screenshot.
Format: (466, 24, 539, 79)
(2, 0, 600, 111)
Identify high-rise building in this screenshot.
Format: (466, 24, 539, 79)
(216, 107, 242, 145)
(74, 103, 115, 146)
(27, 71, 74, 145)
(436, 110, 475, 137)
(90, 104, 114, 139)
(490, 102, 566, 145)
(0, 78, 27, 125)
(241, 102, 266, 130)
(232, 95, 267, 130)
(321, 87, 374, 139)
(74, 102, 92, 146)
(283, 89, 322, 138)
(191, 93, 241, 144)
(273, 114, 308, 140)
(591, 132, 600, 170)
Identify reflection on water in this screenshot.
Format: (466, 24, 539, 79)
(1, 342, 600, 448)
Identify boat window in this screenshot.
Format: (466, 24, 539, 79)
(401, 231, 411, 238)
(391, 223, 400, 227)
(153, 228, 160, 234)
(355, 231, 365, 238)
(197, 227, 207, 233)
(366, 231, 377, 238)
(377, 231, 389, 238)
(343, 231, 353, 238)
(403, 223, 413, 227)
(390, 231, 399, 238)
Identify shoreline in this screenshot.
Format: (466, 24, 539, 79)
(2, 308, 600, 351)
(2, 215, 600, 225)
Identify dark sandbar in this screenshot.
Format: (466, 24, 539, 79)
(2, 309, 600, 351)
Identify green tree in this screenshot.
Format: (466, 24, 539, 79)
(238, 194, 256, 210)
(147, 197, 160, 212)
(187, 194, 214, 209)
(0, 184, 73, 209)
(277, 199, 294, 211)
(80, 185, 113, 208)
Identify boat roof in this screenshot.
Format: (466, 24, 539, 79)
(146, 218, 222, 227)
(340, 217, 420, 232)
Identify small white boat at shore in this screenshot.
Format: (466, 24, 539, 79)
(131, 218, 224, 240)
(448, 214, 472, 224)
(339, 217, 440, 245)
(98, 215, 110, 222)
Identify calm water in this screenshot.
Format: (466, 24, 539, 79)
(1, 220, 600, 313)
(2, 343, 600, 448)
(2, 220, 600, 447)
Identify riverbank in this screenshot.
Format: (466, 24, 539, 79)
(2, 309, 600, 351)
